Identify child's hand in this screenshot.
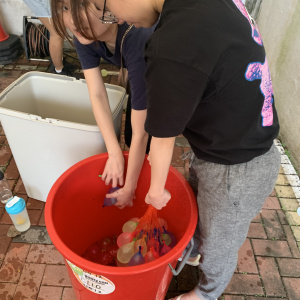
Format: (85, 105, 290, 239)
(102, 154, 124, 187)
(145, 189, 171, 210)
(105, 187, 135, 209)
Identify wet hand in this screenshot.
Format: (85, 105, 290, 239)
(101, 155, 124, 187)
(145, 189, 171, 210)
(105, 187, 135, 209)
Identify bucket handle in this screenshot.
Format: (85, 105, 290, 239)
(168, 238, 194, 276)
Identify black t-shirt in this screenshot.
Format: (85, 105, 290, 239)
(74, 23, 154, 110)
(144, 0, 279, 164)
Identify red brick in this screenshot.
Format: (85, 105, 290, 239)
(172, 147, 184, 167)
(277, 258, 300, 277)
(0, 135, 6, 147)
(282, 225, 300, 258)
(247, 297, 286, 300)
(224, 274, 263, 295)
(38, 210, 46, 226)
(4, 158, 19, 180)
(13, 177, 27, 194)
(8, 70, 23, 79)
(247, 223, 267, 239)
(13, 263, 46, 299)
(256, 256, 286, 297)
(0, 243, 30, 282)
(282, 278, 300, 300)
(37, 285, 63, 300)
(269, 189, 277, 197)
(27, 198, 45, 210)
(0, 78, 16, 89)
(0, 145, 12, 166)
(262, 196, 281, 209)
(0, 224, 12, 260)
(260, 209, 285, 240)
(277, 210, 288, 225)
(252, 240, 292, 257)
(27, 244, 64, 265)
(184, 159, 190, 178)
(62, 287, 77, 300)
(14, 58, 30, 65)
(0, 282, 17, 299)
(251, 213, 261, 223)
(42, 265, 72, 287)
(0, 210, 13, 225)
(39, 61, 51, 67)
(223, 296, 245, 300)
(237, 239, 258, 274)
(28, 209, 42, 226)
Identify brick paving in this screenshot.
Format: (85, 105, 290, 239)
(0, 53, 300, 299)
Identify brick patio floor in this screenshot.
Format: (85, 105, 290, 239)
(0, 53, 300, 299)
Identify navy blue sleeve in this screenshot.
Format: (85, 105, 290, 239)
(123, 27, 154, 110)
(73, 37, 101, 70)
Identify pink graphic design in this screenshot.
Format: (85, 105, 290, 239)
(232, 0, 263, 45)
(245, 57, 274, 126)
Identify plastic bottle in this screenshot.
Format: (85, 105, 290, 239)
(5, 196, 31, 232)
(0, 171, 13, 204)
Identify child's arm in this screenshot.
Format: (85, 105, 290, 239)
(106, 109, 149, 208)
(145, 136, 175, 209)
(84, 67, 124, 187)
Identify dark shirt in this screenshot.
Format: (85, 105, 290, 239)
(144, 0, 279, 164)
(74, 23, 154, 110)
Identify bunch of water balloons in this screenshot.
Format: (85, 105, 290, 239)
(116, 206, 177, 267)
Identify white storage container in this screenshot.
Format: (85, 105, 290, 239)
(0, 72, 126, 202)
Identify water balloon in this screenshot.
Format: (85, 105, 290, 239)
(145, 247, 160, 263)
(117, 241, 135, 264)
(160, 241, 172, 256)
(158, 218, 168, 230)
(103, 187, 120, 207)
(117, 232, 133, 248)
(134, 238, 147, 256)
(122, 220, 138, 233)
(128, 246, 145, 266)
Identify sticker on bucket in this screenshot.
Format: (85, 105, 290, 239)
(66, 260, 115, 294)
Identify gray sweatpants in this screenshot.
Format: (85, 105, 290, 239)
(188, 143, 281, 300)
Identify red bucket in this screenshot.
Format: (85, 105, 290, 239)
(45, 152, 197, 299)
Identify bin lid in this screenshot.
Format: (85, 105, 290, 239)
(5, 196, 26, 215)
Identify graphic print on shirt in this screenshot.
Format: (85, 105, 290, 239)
(245, 57, 274, 127)
(232, 0, 262, 45)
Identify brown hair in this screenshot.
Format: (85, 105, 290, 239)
(50, 0, 98, 42)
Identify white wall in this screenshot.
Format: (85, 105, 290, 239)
(0, 0, 34, 36)
(257, 0, 300, 173)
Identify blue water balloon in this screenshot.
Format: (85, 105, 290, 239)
(128, 246, 145, 266)
(103, 187, 120, 207)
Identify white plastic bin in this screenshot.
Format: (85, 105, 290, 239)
(0, 72, 126, 202)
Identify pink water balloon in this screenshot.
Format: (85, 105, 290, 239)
(117, 232, 133, 248)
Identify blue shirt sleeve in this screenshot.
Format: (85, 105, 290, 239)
(73, 37, 101, 70)
(122, 26, 155, 110)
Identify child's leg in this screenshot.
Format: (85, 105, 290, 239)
(39, 17, 64, 71)
(191, 144, 280, 300)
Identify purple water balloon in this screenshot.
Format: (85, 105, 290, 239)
(103, 187, 120, 207)
(128, 246, 145, 266)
